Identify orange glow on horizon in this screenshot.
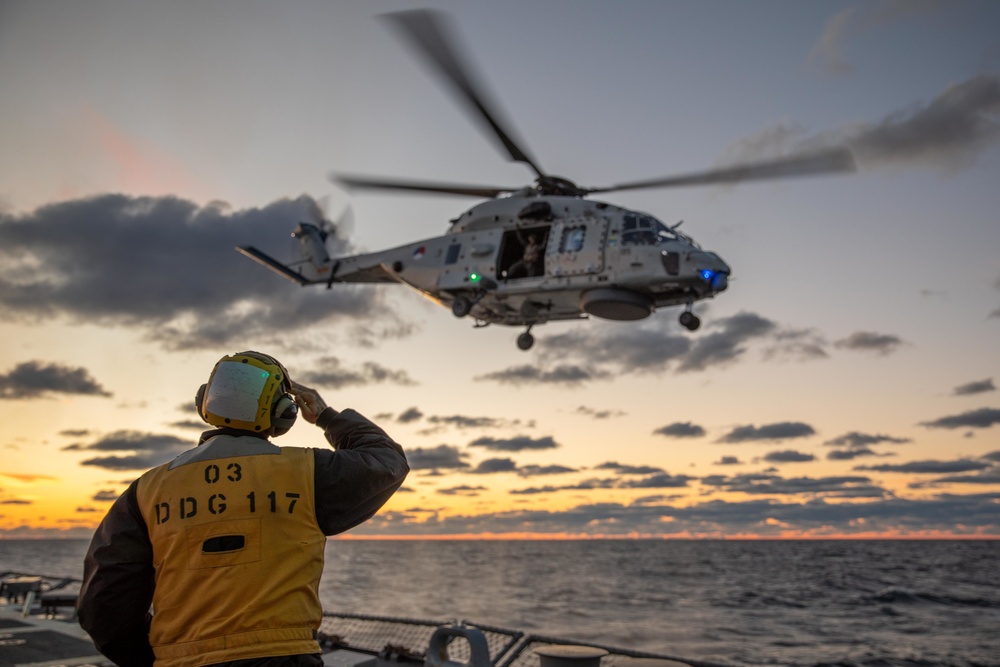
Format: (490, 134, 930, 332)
(331, 531, 1000, 541)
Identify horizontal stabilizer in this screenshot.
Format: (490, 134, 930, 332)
(236, 246, 318, 286)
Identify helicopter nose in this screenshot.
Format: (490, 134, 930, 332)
(695, 252, 730, 293)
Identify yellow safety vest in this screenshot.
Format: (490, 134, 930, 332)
(136, 436, 325, 667)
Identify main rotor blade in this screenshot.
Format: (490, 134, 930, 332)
(585, 147, 856, 194)
(381, 10, 545, 179)
(334, 173, 515, 199)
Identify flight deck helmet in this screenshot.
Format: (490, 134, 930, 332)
(195, 351, 297, 437)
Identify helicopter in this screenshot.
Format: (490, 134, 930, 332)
(238, 10, 854, 351)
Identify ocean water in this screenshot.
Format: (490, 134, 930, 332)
(1, 539, 997, 667)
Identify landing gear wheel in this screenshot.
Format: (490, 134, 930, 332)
(452, 296, 472, 318)
(679, 311, 701, 331)
(517, 332, 535, 351)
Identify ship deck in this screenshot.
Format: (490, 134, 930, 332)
(1, 572, 706, 667)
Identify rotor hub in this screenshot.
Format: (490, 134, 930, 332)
(535, 175, 586, 197)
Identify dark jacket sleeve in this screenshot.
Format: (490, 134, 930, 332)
(78, 479, 156, 667)
(312, 408, 409, 535)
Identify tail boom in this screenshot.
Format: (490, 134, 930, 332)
(236, 246, 330, 286)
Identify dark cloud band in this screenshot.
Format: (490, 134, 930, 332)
(0, 194, 395, 350)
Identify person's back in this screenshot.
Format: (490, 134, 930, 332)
(78, 351, 409, 667)
(136, 438, 324, 664)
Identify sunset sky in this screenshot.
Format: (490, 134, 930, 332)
(1, 0, 998, 539)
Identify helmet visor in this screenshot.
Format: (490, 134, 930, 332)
(204, 361, 272, 424)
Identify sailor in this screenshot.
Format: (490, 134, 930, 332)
(508, 232, 543, 279)
(78, 351, 409, 667)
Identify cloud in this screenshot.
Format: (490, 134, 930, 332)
(953, 379, 995, 396)
(478, 312, 830, 387)
(405, 445, 469, 471)
(824, 431, 912, 447)
(846, 74, 1000, 171)
(0, 499, 33, 505)
(469, 459, 576, 477)
(0, 194, 401, 350)
(678, 312, 776, 372)
(349, 321, 421, 350)
(477, 324, 687, 388)
(297, 356, 417, 389)
(653, 422, 706, 438)
(701, 472, 885, 498)
(931, 469, 1000, 485)
(826, 447, 880, 461)
(763, 450, 816, 463)
(541, 325, 693, 374)
(79, 453, 178, 471)
(353, 491, 1000, 538)
(475, 364, 609, 387)
(855, 459, 993, 474)
(396, 407, 424, 423)
(0, 361, 112, 400)
(437, 485, 487, 496)
(509, 485, 566, 495)
(807, 5, 860, 77)
(471, 458, 518, 474)
(921, 407, 1000, 430)
(468, 435, 559, 452)
(618, 473, 696, 489)
(358, 362, 418, 386)
(717, 422, 816, 443)
(0, 472, 58, 483)
(66, 430, 191, 470)
(426, 415, 530, 430)
(92, 490, 120, 502)
(169, 420, 206, 431)
(715, 456, 743, 466)
(728, 74, 1000, 174)
(761, 328, 830, 362)
(574, 406, 626, 419)
(807, 1, 948, 77)
(511, 471, 695, 495)
(517, 464, 577, 477)
(594, 462, 665, 476)
(834, 331, 906, 356)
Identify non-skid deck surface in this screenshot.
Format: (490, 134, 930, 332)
(0, 628, 102, 666)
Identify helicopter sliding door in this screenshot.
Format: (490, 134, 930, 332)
(498, 225, 550, 280)
(546, 217, 608, 277)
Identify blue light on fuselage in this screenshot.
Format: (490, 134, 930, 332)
(700, 269, 715, 281)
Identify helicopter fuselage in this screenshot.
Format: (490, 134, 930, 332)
(329, 192, 730, 330)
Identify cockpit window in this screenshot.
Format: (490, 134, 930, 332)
(622, 215, 659, 246)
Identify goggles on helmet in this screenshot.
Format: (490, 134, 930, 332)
(200, 352, 290, 433)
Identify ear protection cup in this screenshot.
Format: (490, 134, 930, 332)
(270, 393, 298, 437)
(195, 384, 208, 422)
